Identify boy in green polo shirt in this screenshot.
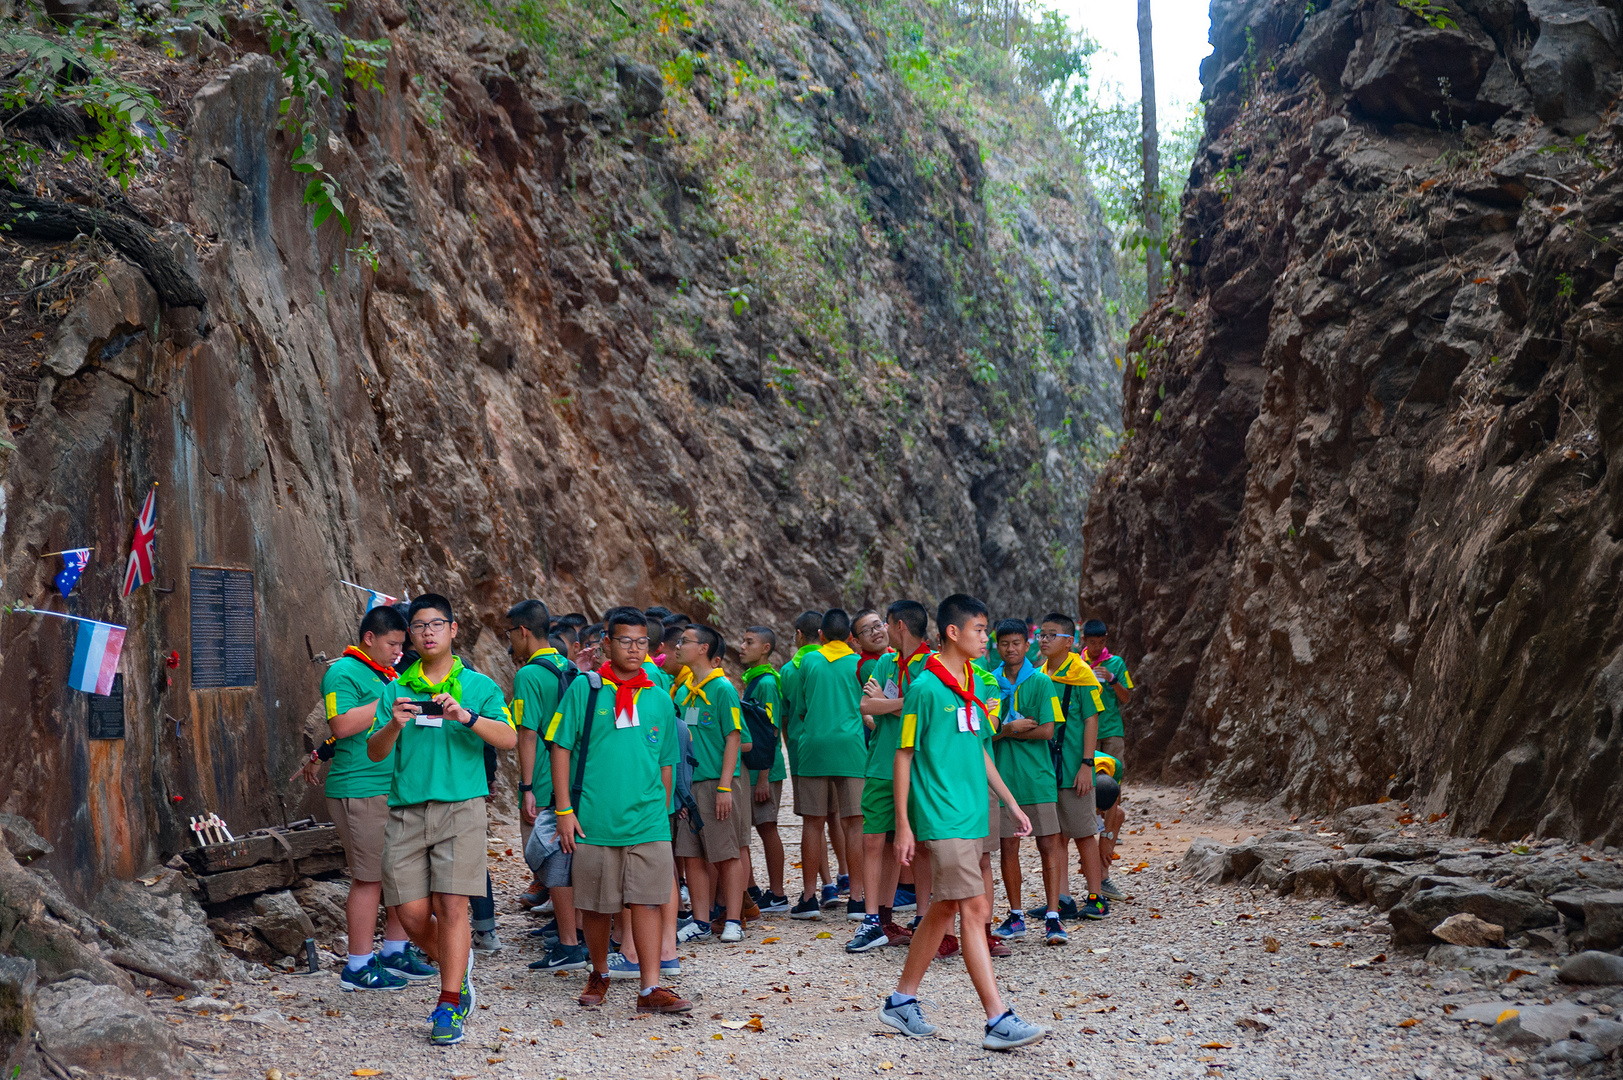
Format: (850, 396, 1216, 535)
(987, 619, 1068, 946)
(673, 624, 749, 944)
(549, 607, 690, 1015)
(849, 599, 932, 952)
(1081, 619, 1133, 900)
(509, 598, 588, 973)
(881, 594, 1045, 1051)
(366, 595, 517, 1046)
(792, 609, 867, 920)
(322, 605, 434, 991)
(1037, 612, 1109, 922)
(739, 626, 790, 914)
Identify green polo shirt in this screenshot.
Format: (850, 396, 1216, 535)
(1087, 653, 1133, 741)
(1047, 653, 1106, 788)
(898, 660, 996, 841)
(990, 665, 1063, 807)
(369, 658, 512, 807)
(322, 654, 396, 799)
(546, 672, 679, 846)
(794, 641, 865, 778)
(742, 665, 786, 784)
(515, 648, 573, 805)
(778, 643, 817, 775)
(678, 669, 744, 783)
(864, 648, 933, 781)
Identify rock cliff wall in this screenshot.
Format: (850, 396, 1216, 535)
(1081, 0, 1623, 843)
(0, 0, 1124, 898)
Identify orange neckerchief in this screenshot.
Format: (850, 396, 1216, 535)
(343, 645, 397, 681)
(598, 662, 653, 721)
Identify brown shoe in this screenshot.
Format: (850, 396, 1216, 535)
(636, 986, 693, 1014)
(882, 921, 913, 946)
(987, 931, 1012, 958)
(741, 896, 761, 921)
(937, 933, 960, 959)
(578, 971, 610, 1006)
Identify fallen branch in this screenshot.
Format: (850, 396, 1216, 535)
(0, 188, 206, 309)
(108, 950, 200, 991)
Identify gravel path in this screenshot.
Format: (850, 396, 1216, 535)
(167, 786, 1530, 1080)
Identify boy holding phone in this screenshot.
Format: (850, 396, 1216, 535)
(367, 595, 517, 1047)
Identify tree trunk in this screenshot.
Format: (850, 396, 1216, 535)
(1138, 0, 1162, 303)
(0, 188, 207, 309)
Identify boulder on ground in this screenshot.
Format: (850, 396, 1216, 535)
(252, 890, 316, 956)
(92, 869, 231, 981)
(1490, 1002, 1592, 1045)
(0, 956, 37, 1061)
(1433, 912, 1506, 947)
(33, 977, 181, 1076)
(1549, 889, 1623, 950)
(1535, 1038, 1607, 1066)
(1558, 950, 1623, 985)
(1388, 883, 1557, 945)
(0, 816, 51, 863)
(1523, 0, 1621, 131)
(1182, 837, 1236, 884)
(1574, 1016, 1623, 1054)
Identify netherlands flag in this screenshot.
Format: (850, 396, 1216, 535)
(70, 619, 126, 696)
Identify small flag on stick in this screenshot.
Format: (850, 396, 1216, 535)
(340, 579, 402, 611)
(7, 605, 126, 695)
(45, 548, 93, 596)
(122, 483, 158, 598)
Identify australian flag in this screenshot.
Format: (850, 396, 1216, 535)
(54, 549, 91, 597)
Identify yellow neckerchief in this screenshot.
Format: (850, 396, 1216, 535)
(1044, 650, 1101, 687)
(528, 646, 561, 661)
(817, 639, 856, 663)
(680, 666, 727, 706)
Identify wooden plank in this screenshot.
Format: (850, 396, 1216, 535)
(180, 825, 344, 874)
(195, 851, 347, 905)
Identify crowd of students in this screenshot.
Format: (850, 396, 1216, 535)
(306, 590, 1134, 1053)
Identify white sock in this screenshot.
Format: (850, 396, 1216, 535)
(1046, 911, 1059, 920)
(346, 953, 372, 972)
(381, 938, 408, 956)
(639, 985, 659, 997)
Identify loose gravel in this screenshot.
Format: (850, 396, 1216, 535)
(166, 785, 1535, 1080)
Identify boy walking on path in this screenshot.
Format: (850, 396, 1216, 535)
(366, 595, 518, 1045)
(1081, 619, 1133, 901)
(987, 619, 1068, 946)
(509, 599, 588, 973)
(323, 605, 436, 990)
(1037, 613, 1110, 921)
(548, 608, 691, 1016)
(881, 594, 1046, 1051)
(674, 624, 750, 944)
(738, 627, 790, 914)
(791, 609, 867, 920)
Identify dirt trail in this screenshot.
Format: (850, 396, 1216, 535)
(169, 785, 1526, 1080)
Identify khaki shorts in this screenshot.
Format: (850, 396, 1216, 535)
(693, 778, 749, 862)
(980, 794, 1000, 854)
(1000, 801, 1061, 838)
(328, 795, 388, 883)
(752, 780, 783, 826)
(794, 775, 863, 819)
(572, 840, 674, 912)
(921, 837, 984, 901)
(673, 812, 702, 858)
(1099, 736, 1126, 766)
(1057, 789, 1100, 838)
(381, 798, 487, 906)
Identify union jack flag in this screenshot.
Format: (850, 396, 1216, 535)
(121, 485, 158, 598)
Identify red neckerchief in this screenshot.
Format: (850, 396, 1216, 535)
(598, 662, 653, 721)
(899, 642, 932, 692)
(859, 649, 886, 666)
(924, 654, 987, 725)
(343, 645, 397, 682)
(1083, 646, 1114, 664)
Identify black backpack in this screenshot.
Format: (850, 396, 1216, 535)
(568, 672, 605, 809)
(1052, 684, 1073, 788)
(526, 651, 579, 707)
(739, 673, 778, 772)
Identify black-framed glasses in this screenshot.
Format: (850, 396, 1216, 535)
(409, 618, 450, 633)
(610, 635, 651, 649)
(1037, 631, 1072, 641)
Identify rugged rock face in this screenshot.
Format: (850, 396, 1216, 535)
(1081, 0, 1623, 843)
(0, 0, 1123, 898)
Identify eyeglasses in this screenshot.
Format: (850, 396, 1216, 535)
(1037, 631, 1073, 641)
(609, 635, 651, 649)
(503, 626, 522, 636)
(409, 619, 450, 633)
(856, 621, 885, 636)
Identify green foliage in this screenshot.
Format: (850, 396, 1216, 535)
(1396, 0, 1456, 30)
(413, 74, 448, 126)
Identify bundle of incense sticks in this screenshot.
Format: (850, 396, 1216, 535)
(188, 813, 235, 846)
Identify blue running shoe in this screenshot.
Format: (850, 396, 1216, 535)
(820, 883, 840, 908)
(429, 1003, 466, 1045)
(982, 1010, 1047, 1050)
(1044, 916, 1069, 945)
(837, 874, 850, 897)
(381, 947, 437, 982)
(605, 951, 641, 980)
(340, 956, 407, 991)
(1081, 894, 1109, 920)
(892, 887, 917, 912)
(993, 913, 1026, 939)
(660, 957, 683, 978)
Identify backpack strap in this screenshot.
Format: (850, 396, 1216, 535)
(743, 673, 771, 701)
(570, 672, 604, 809)
(526, 652, 573, 705)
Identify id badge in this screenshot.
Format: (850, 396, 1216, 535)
(683, 706, 700, 728)
(414, 713, 443, 728)
(956, 706, 979, 733)
(615, 703, 640, 730)
(883, 679, 900, 700)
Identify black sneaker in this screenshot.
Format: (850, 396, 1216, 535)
(790, 895, 821, 920)
(529, 942, 589, 971)
(759, 891, 791, 914)
(747, 884, 764, 904)
(845, 922, 889, 953)
(1027, 894, 1079, 920)
(846, 898, 867, 922)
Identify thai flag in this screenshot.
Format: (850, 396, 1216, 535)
(54, 549, 92, 597)
(121, 487, 157, 598)
(365, 590, 397, 612)
(69, 619, 126, 695)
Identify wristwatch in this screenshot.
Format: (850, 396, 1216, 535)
(460, 712, 479, 728)
(519, 783, 533, 793)
(1082, 757, 1096, 766)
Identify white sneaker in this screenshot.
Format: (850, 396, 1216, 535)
(719, 921, 744, 943)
